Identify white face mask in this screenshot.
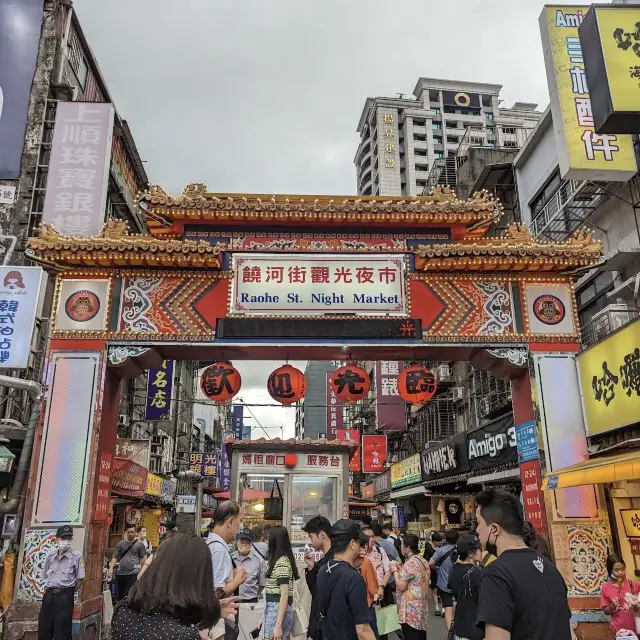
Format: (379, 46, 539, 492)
(140, 531, 147, 539)
(58, 540, 71, 552)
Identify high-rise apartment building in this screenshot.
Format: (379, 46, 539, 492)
(295, 361, 339, 439)
(354, 78, 541, 197)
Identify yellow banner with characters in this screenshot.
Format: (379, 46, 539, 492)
(577, 319, 640, 436)
(390, 453, 422, 489)
(145, 472, 163, 497)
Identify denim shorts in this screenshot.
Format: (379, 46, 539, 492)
(262, 600, 293, 639)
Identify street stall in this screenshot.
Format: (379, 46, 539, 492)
(389, 453, 428, 534)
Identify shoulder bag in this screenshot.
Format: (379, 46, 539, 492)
(263, 479, 283, 521)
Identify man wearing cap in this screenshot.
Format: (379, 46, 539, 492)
(38, 525, 84, 640)
(314, 520, 376, 640)
(231, 529, 266, 603)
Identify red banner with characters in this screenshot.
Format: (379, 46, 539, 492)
(326, 371, 344, 439)
(111, 457, 147, 498)
(94, 452, 112, 521)
(520, 459, 547, 537)
(337, 429, 361, 472)
(362, 435, 388, 473)
(375, 361, 406, 431)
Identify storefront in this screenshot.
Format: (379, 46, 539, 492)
(421, 433, 474, 529)
(389, 453, 427, 531)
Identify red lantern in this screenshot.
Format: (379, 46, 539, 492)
(330, 364, 371, 404)
(284, 453, 297, 467)
(200, 362, 241, 403)
(267, 364, 307, 405)
(398, 364, 437, 405)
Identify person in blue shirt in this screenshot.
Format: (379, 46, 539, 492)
(429, 529, 459, 630)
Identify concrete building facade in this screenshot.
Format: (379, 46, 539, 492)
(295, 361, 337, 439)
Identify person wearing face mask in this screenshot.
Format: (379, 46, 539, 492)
(108, 524, 147, 599)
(230, 529, 266, 603)
(475, 488, 571, 640)
(137, 525, 152, 555)
(38, 525, 85, 640)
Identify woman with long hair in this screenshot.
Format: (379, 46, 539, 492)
(601, 553, 640, 634)
(523, 521, 551, 560)
(111, 533, 234, 640)
(263, 526, 299, 640)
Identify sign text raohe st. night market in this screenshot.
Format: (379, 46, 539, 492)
(232, 253, 406, 316)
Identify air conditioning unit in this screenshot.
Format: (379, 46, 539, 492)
(451, 387, 465, 403)
(593, 304, 630, 337)
(117, 414, 130, 428)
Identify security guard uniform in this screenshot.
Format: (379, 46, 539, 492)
(38, 525, 85, 640)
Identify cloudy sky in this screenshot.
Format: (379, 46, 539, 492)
(74, 0, 585, 435)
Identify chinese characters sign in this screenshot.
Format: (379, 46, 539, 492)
(218, 435, 231, 490)
(115, 439, 150, 468)
(42, 102, 115, 236)
(232, 405, 245, 440)
(236, 451, 343, 470)
(620, 509, 640, 539)
(540, 6, 637, 181)
(520, 459, 547, 536)
(337, 429, 361, 472)
(0, 266, 44, 369)
(145, 472, 163, 497)
(515, 420, 540, 463)
(577, 318, 640, 436)
(111, 457, 147, 498)
(188, 452, 219, 477)
(390, 453, 422, 489)
(94, 453, 112, 521)
(145, 360, 174, 421)
(362, 435, 388, 474)
(326, 371, 344, 440)
(231, 253, 406, 316)
(375, 361, 406, 431)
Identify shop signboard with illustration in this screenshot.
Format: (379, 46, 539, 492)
(390, 453, 422, 489)
(577, 318, 640, 436)
(421, 433, 469, 481)
(467, 414, 517, 472)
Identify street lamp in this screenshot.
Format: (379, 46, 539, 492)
(175, 470, 203, 534)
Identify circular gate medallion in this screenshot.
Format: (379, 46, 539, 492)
(65, 289, 100, 322)
(532, 294, 565, 326)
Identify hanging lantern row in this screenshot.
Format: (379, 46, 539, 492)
(200, 361, 437, 407)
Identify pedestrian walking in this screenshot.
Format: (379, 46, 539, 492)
(447, 534, 483, 640)
(390, 533, 430, 640)
(601, 553, 640, 635)
(353, 534, 380, 639)
(111, 533, 237, 640)
(362, 527, 392, 603)
(371, 523, 399, 561)
(108, 524, 147, 599)
(137, 525, 152, 555)
(262, 526, 299, 640)
(475, 488, 572, 640)
(38, 525, 84, 640)
(429, 529, 459, 629)
(302, 515, 333, 640)
(423, 532, 443, 616)
(230, 528, 266, 603)
(315, 520, 376, 640)
(137, 527, 178, 579)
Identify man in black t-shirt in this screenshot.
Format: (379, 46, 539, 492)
(475, 488, 571, 640)
(315, 520, 376, 640)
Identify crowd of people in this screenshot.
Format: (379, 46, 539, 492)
(81, 487, 639, 640)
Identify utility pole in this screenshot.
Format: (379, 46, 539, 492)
(175, 469, 203, 535)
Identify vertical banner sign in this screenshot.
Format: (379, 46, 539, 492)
(145, 360, 174, 421)
(218, 434, 231, 490)
(94, 453, 112, 521)
(337, 429, 361, 472)
(0, 0, 43, 178)
(515, 420, 547, 536)
(362, 435, 388, 473)
(376, 361, 406, 431)
(326, 371, 344, 440)
(42, 102, 115, 236)
(539, 6, 637, 181)
(232, 405, 244, 440)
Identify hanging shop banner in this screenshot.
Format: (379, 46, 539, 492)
(515, 420, 540, 463)
(391, 453, 422, 489)
(0, 266, 44, 369)
(161, 477, 177, 504)
(145, 472, 163, 497)
(362, 483, 374, 498)
(337, 429, 361, 472)
(520, 459, 547, 536)
(188, 452, 219, 477)
(577, 318, 640, 437)
(392, 506, 406, 529)
(375, 361, 406, 431)
(232, 405, 245, 440)
(144, 360, 174, 421)
(231, 253, 406, 316)
(111, 457, 147, 498)
(539, 6, 637, 181)
(373, 470, 391, 496)
(349, 505, 370, 519)
(42, 102, 115, 236)
(326, 371, 344, 440)
(94, 452, 112, 522)
(362, 435, 388, 474)
(141, 508, 166, 548)
(421, 432, 470, 481)
(0, 0, 43, 178)
(115, 438, 150, 468)
(579, 6, 640, 134)
(467, 413, 517, 472)
(218, 434, 231, 490)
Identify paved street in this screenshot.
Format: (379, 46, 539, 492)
(387, 608, 448, 640)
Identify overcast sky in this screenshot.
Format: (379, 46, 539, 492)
(74, 0, 585, 435)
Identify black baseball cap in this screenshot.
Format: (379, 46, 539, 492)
(456, 533, 480, 555)
(56, 525, 73, 540)
(165, 518, 177, 531)
(329, 519, 369, 544)
(237, 528, 254, 541)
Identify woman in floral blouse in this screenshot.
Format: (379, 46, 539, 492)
(390, 533, 430, 640)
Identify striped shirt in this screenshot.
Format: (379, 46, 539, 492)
(264, 555, 294, 604)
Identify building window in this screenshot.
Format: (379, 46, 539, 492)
(415, 149, 427, 156)
(486, 112, 494, 122)
(503, 126, 517, 134)
(413, 134, 426, 142)
(433, 107, 441, 115)
(530, 170, 561, 218)
(446, 135, 459, 143)
(445, 121, 458, 129)
(432, 122, 442, 130)
(504, 141, 518, 148)
(433, 136, 443, 145)
(415, 164, 429, 172)
(413, 118, 426, 127)
(434, 151, 443, 159)
(417, 180, 426, 188)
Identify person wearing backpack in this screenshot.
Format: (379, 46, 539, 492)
(429, 529, 459, 630)
(107, 524, 147, 599)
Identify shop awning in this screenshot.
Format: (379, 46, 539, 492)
(467, 468, 521, 485)
(390, 484, 427, 499)
(542, 451, 640, 490)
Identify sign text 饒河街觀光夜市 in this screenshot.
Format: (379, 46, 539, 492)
(231, 253, 406, 316)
